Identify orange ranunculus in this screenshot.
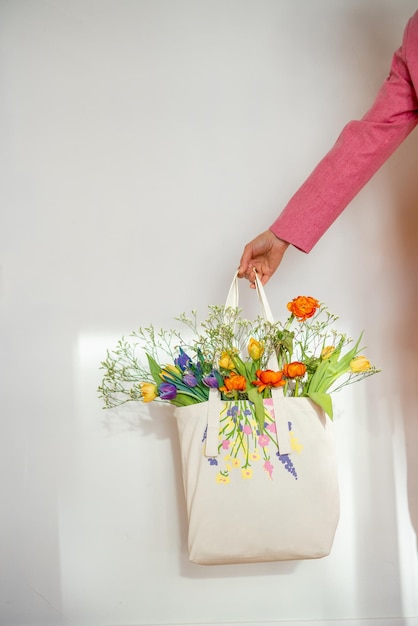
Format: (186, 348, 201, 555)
(282, 361, 307, 378)
(220, 372, 247, 392)
(248, 338, 264, 361)
(252, 369, 285, 393)
(287, 296, 320, 321)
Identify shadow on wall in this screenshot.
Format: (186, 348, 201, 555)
(328, 2, 418, 550)
(389, 137, 418, 548)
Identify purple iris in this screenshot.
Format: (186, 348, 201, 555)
(158, 382, 177, 400)
(183, 373, 198, 387)
(175, 348, 192, 371)
(203, 373, 219, 388)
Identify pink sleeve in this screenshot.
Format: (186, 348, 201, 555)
(270, 14, 418, 253)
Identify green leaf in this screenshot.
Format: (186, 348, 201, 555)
(146, 353, 163, 386)
(247, 387, 265, 432)
(170, 393, 199, 407)
(307, 391, 333, 420)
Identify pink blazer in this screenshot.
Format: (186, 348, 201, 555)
(270, 11, 418, 253)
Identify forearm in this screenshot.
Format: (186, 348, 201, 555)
(271, 27, 418, 253)
(271, 115, 417, 252)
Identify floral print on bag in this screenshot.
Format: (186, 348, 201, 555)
(203, 399, 303, 483)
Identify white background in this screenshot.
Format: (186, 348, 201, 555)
(1, 1, 418, 625)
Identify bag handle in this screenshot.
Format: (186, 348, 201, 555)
(225, 270, 275, 325)
(205, 271, 292, 457)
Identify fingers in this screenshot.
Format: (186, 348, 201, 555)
(237, 243, 253, 278)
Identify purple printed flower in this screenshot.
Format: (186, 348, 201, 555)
(202, 373, 219, 388)
(183, 373, 198, 387)
(175, 348, 192, 371)
(158, 382, 177, 400)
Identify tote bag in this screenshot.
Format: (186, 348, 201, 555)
(174, 274, 340, 565)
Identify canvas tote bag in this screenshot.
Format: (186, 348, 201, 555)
(174, 273, 340, 565)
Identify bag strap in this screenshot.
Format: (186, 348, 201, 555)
(225, 270, 274, 323)
(205, 271, 292, 457)
(205, 389, 222, 457)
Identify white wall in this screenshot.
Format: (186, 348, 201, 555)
(1, 1, 418, 625)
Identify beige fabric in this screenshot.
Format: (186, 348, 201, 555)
(174, 397, 340, 565)
(173, 273, 340, 565)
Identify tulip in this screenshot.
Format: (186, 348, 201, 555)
(160, 364, 181, 381)
(282, 362, 307, 378)
(287, 296, 320, 321)
(140, 382, 158, 403)
(203, 373, 219, 388)
(183, 373, 198, 387)
(248, 338, 264, 361)
(219, 351, 236, 370)
(158, 382, 177, 400)
(252, 369, 285, 393)
(321, 346, 335, 360)
(175, 348, 192, 371)
(350, 356, 371, 373)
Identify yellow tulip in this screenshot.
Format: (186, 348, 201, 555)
(140, 382, 158, 402)
(350, 356, 371, 373)
(219, 351, 236, 370)
(248, 338, 264, 361)
(321, 346, 336, 360)
(160, 364, 180, 381)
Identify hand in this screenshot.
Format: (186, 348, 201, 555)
(238, 230, 289, 288)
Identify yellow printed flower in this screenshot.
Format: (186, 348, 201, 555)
(290, 434, 303, 454)
(249, 452, 260, 461)
(350, 356, 371, 373)
(321, 346, 335, 360)
(216, 473, 230, 484)
(241, 468, 253, 480)
(248, 338, 264, 361)
(140, 382, 158, 402)
(231, 458, 241, 468)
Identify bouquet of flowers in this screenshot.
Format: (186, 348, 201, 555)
(98, 295, 379, 424)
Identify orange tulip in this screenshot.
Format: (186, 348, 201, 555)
(220, 372, 247, 393)
(287, 296, 320, 321)
(282, 361, 307, 378)
(252, 369, 285, 393)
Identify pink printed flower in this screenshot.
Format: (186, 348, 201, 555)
(266, 423, 276, 434)
(221, 439, 231, 450)
(242, 424, 252, 435)
(264, 460, 274, 479)
(258, 434, 270, 447)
